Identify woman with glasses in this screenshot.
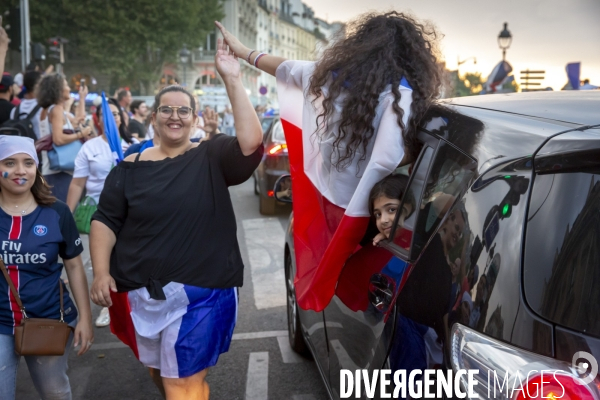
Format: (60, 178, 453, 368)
(89, 37, 263, 399)
(65, 98, 133, 327)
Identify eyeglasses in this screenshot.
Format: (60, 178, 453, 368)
(157, 106, 193, 119)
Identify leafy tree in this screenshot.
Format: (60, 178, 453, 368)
(453, 72, 484, 97)
(23, 0, 223, 94)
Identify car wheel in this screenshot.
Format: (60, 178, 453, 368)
(285, 251, 310, 357)
(253, 176, 259, 195)
(259, 194, 276, 215)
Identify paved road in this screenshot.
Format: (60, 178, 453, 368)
(16, 179, 329, 400)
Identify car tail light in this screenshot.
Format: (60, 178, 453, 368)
(268, 143, 287, 155)
(451, 324, 599, 399)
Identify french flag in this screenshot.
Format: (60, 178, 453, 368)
(276, 61, 413, 311)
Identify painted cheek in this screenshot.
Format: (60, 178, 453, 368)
(1, 172, 8, 178)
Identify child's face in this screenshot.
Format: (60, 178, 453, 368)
(373, 196, 412, 238)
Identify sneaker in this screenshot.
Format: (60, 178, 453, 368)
(95, 307, 110, 327)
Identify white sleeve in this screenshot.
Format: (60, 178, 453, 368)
(72, 143, 91, 178)
(276, 60, 315, 91)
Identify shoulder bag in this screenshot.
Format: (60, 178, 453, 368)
(48, 129, 82, 172)
(0, 259, 73, 356)
(74, 196, 97, 234)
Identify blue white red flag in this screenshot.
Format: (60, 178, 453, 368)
(276, 61, 412, 311)
(101, 92, 123, 164)
(485, 60, 513, 93)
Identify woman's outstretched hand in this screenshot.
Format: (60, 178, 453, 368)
(215, 37, 241, 82)
(215, 21, 249, 59)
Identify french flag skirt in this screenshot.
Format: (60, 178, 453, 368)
(108, 283, 237, 378)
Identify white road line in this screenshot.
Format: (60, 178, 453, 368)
(92, 330, 289, 351)
(242, 218, 287, 309)
(292, 395, 317, 400)
(277, 336, 304, 363)
(245, 352, 269, 400)
(233, 330, 287, 340)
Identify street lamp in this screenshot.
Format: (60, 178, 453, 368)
(497, 22, 512, 61)
(179, 44, 191, 87)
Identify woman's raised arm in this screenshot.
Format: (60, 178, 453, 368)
(214, 37, 262, 155)
(215, 21, 287, 77)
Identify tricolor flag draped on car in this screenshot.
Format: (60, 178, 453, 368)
(276, 61, 413, 311)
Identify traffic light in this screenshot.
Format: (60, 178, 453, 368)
(32, 43, 46, 62)
(497, 176, 529, 220)
(47, 37, 68, 64)
(6, 8, 22, 52)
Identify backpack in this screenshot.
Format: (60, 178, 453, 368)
(0, 104, 41, 141)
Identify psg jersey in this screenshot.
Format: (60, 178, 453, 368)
(0, 201, 83, 335)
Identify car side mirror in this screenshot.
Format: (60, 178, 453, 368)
(273, 174, 292, 203)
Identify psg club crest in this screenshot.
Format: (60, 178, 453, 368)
(33, 225, 48, 236)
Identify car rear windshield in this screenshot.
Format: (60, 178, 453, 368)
(272, 121, 286, 143)
(524, 172, 600, 337)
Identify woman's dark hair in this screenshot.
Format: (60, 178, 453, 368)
(368, 174, 414, 217)
(309, 11, 443, 169)
(37, 73, 65, 108)
(152, 85, 196, 113)
(95, 98, 133, 144)
(32, 170, 56, 206)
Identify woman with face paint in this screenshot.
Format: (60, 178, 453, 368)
(89, 36, 263, 399)
(0, 136, 93, 400)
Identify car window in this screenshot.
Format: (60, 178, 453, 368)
(524, 172, 600, 337)
(261, 118, 274, 134)
(271, 121, 285, 143)
(384, 137, 477, 261)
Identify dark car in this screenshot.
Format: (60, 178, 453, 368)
(280, 91, 600, 399)
(254, 116, 290, 214)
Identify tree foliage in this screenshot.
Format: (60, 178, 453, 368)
(453, 72, 484, 97)
(25, 0, 223, 93)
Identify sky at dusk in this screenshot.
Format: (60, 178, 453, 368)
(302, 0, 600, 91)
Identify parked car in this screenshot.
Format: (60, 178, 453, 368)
(254, 116, 290, 215)
(260, 115, 276, 136)
(279, 91, 600, 399)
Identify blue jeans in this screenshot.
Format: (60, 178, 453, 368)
(43, 172, 72, 203)
(0, 331, 74, 400)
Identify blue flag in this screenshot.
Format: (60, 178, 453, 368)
(566, 62, 581, 90)
(101, 92, 124, 164)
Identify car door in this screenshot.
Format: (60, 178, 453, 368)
(325, 130, 477, 399)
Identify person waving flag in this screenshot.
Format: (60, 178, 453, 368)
(215, 11, 442, 311)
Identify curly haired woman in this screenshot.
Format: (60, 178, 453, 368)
(216, 11, 442, 167)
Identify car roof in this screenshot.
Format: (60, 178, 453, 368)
(442, 91, 600, 126)
(422, 91, 600, 167)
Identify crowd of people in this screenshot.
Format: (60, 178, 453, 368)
(0, 10, 449, 400)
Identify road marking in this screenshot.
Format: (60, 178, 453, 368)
(292, 395, 317, 400)
(242, 218, 287, 309)
(233, 330, 287, 340)
(277, 336, 304, 363)
(92, 330, 289, 350)
(245, 352, 269, 400)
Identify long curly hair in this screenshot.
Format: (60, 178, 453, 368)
(36, 73, 65, 109)
(309, 11, 443, 169)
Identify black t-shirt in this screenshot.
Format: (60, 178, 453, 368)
(92, 134, 263, 299)
(128, 119, 146, 139)
(0, 99, 15, 125)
